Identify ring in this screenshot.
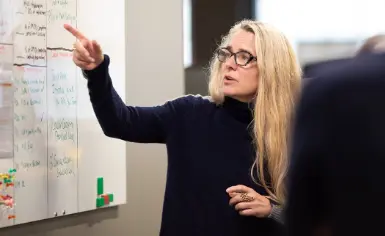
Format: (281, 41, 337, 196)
(240, 193, 254, 202)
(72, 43, 77, 51)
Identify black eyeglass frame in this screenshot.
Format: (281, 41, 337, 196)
(216, 47, 258, 66)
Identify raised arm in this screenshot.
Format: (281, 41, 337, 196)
(83, 55, 182, 143)
(64, 24, 187, 143)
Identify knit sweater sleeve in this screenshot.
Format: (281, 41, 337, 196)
(82, 54, 194, 143)
(268, 203, 284, 224)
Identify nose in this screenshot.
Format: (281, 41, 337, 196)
(224, 55, 237, 70)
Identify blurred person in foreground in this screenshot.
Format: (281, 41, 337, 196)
(356, 34, 385, 55)
(303, 34, 385, 79)
(285, 49, 385, 235)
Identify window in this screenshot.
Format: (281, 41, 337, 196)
(255, 0, 385, 64)
(183, 0, 193, 68)
(256, 0, 385, 42)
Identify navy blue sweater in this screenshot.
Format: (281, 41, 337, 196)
(84, 55, 283, 236)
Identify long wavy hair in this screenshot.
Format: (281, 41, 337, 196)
(208, 20, 302, 204)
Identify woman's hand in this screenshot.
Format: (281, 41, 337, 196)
(226, 184, 272, 218)
(63, 24, 104, 70)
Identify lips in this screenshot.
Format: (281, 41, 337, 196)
(224, 76, 236, 81)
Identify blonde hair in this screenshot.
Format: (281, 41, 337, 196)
(208, 19, 302, 204)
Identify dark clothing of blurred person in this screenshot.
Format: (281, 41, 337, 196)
(286, 52, 385, 236)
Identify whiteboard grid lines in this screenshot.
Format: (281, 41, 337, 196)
(47, 47, 74, 52)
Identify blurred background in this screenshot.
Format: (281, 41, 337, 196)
(183, 0, 385, 94)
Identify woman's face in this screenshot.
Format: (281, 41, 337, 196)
(219, 30, 259, 102)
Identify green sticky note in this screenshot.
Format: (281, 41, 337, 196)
(97, 177, 104, 195)
(96, 197, 104, 208)
(108, 193, 114, 202)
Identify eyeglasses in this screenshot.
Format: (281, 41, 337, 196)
(216, 48, 257, 66)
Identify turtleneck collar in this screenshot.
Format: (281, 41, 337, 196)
(222, 96, 254, 124)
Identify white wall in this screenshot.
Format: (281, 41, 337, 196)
(125, 0, 184, 234)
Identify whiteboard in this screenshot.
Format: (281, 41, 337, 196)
(0, 0, 126, 227)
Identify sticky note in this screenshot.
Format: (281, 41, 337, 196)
(102, 194, 109, 205)
(96, 197, 104, 208)
(108, 193, 114, 202)
(97, 177, 103, 195)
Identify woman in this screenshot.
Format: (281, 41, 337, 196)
(64, 19, 301, 236)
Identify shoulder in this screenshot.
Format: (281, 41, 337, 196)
(165, 94, 215, 108)
(307, 53, 385, 93)
(303, 57, 350, 78)
(161, 94, 217, 126)
(300, 53, 385, 116)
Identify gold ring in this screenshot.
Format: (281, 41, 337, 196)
(240, 193, 254, 202)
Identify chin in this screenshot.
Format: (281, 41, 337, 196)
(223, 87, 254, 102)
(223, 86, 237, 97)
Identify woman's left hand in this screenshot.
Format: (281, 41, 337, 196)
(226, 184, 272, 218)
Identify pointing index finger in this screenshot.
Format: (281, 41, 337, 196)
(64, 24, 87, 40)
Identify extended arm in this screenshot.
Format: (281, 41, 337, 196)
(83, 54, 186, 143)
